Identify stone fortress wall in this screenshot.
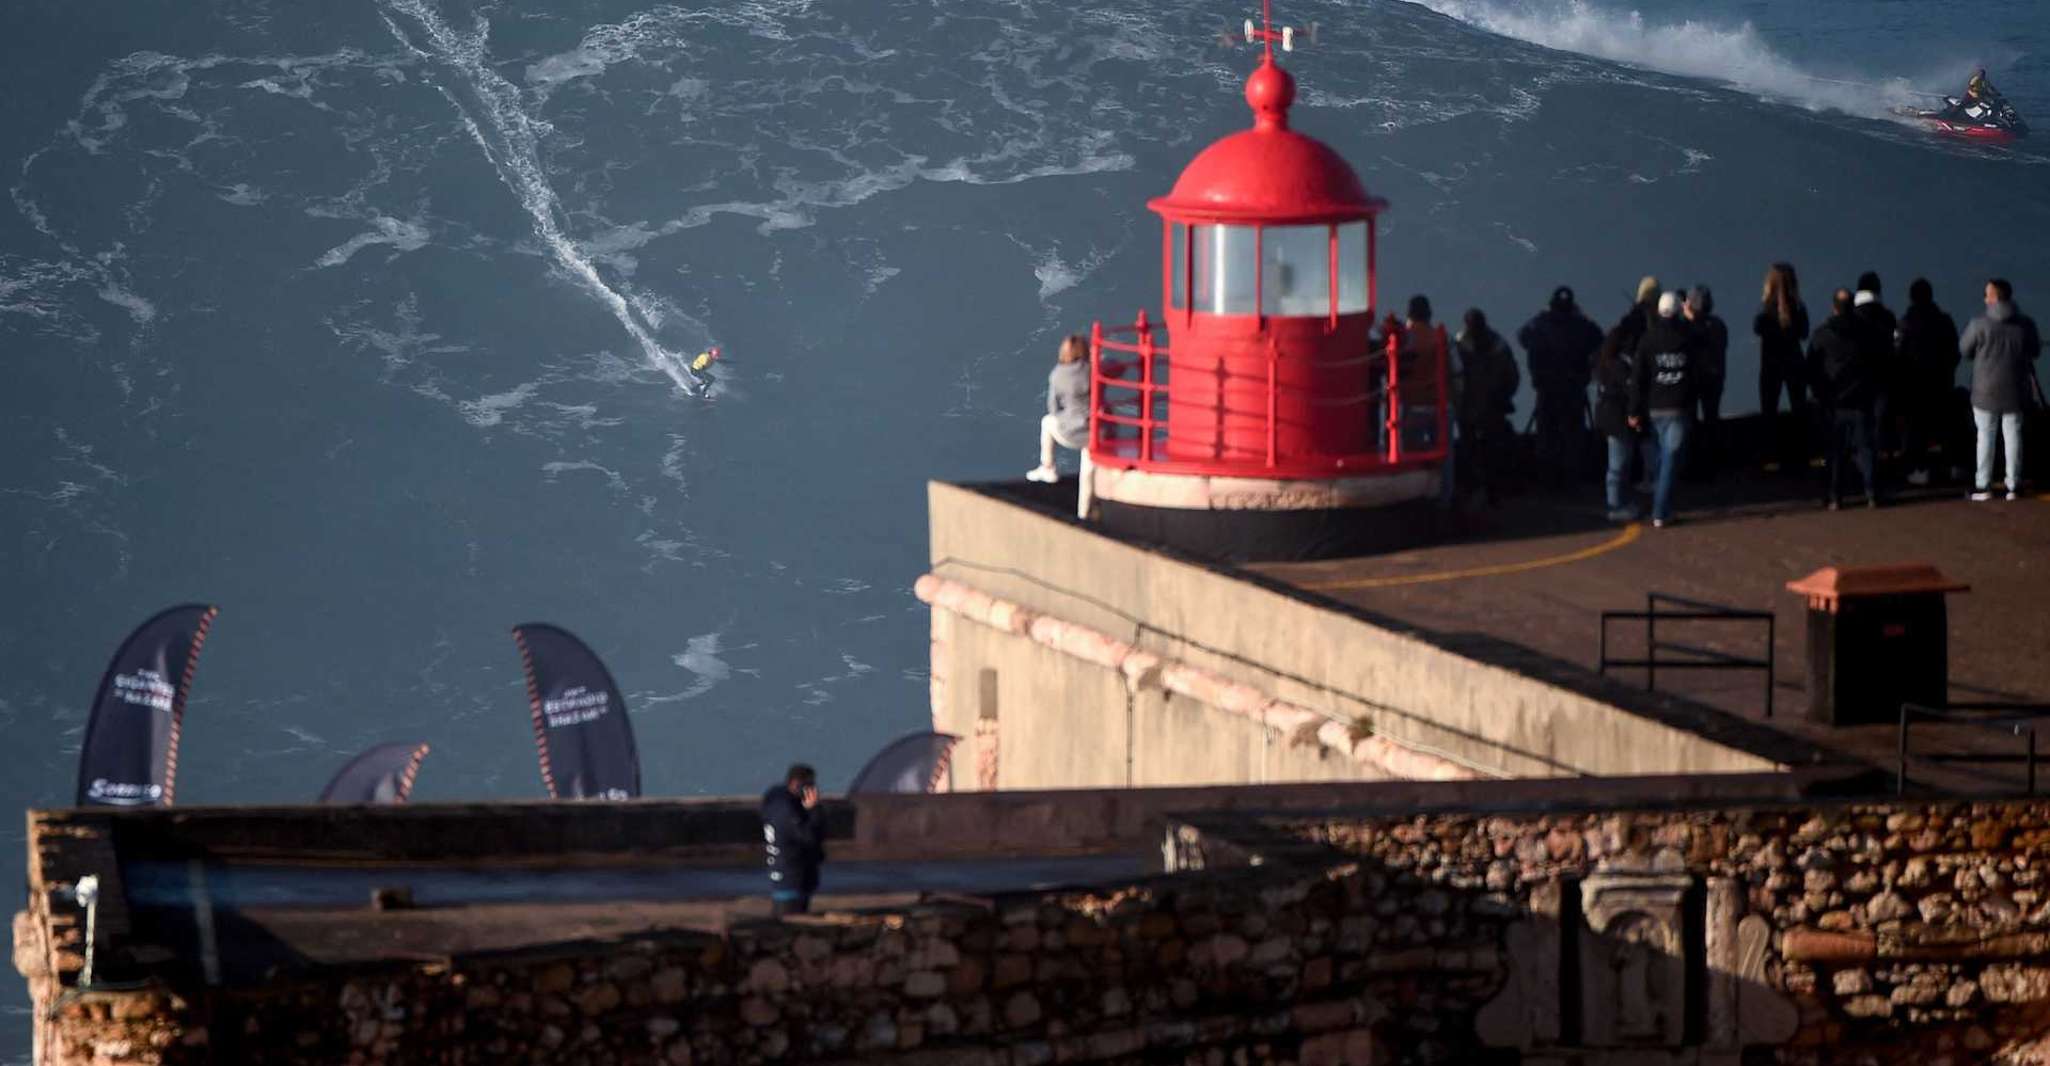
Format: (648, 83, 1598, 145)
(21, 792, 2050, 1065)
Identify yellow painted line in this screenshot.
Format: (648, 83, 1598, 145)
(1305, 522, 1645, 591)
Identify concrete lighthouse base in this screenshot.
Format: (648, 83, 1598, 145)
(1084, 460, 1445, 562)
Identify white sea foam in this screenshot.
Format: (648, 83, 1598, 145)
(95, 284, 156, 325)
(659, 434, 690, 494)
(1034, 255, 1081, 301)
(316, 215, 430, 267)
(670, 632, 732, 700)
(540, 459, 629, 493)
(795, 653, 875, 706)
(457, 382, 538, 427)
(863, 264, 900, 296)
(1412, 0, 1935, 118)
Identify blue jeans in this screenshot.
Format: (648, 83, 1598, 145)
(1647, 414, 1689, 521)
(1828, 407, 1878, 502)
(1604, 433, 1656, 511)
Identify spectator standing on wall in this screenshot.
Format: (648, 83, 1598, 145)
(1851, 272, 1901, 475)
(1454, 308, 1521, 506)
(1808, 289, 1882, 509)
(1595, 308, 1650, 523)
(1754, 263, 1810, 469)
(761, 763, 825, 917)
(1683, 286, 1727, 474)
(1629, 291, 1698, 528)
(1962, 278, 2043, 501)
(1518, 285, 1603, 488)
(1599, 275, 1662, 372)
(1399, 295, 1450, 453)
(1897, 279, 1962, 486)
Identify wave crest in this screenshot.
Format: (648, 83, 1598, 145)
(1413, 0, 1937, 118)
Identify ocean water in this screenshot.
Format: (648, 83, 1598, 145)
(3, 0, 2048, 1049)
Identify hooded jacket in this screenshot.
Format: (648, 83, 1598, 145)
(1898, 300, 1961, 391)
(761, 784, 825, 894)
(1598, 302, 1654, 373)
(1689, 313, 1729, 381)
(1518, 307, 1603, 395)
(1962, 301, 2044, 415)
(1808, 311, 1875, 411)
(1395, 319, 1449, 403)
(1454, 326, 1520, 429)
(1046, 359, 1091, 446)
(1852, 295, 1900, 390)
(1631, 314, 1697, 418)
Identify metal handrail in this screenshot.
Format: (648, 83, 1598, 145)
(1087, 312, 1450, 474)
(1598, 592, 1777, 718)
(1897, 702, 2050, 795)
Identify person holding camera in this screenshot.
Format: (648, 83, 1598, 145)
(760, 763, 825, 916)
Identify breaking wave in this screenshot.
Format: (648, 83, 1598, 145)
(1411, 0, 1941, 118)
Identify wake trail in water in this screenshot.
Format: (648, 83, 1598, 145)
(377, 0, 705, 393)
(1412, 0, 1946, 119)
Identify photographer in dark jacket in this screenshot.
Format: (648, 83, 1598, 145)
(1455, 308, 1521, 506)
(1852, 272, 1901, 466)
(761, 763, 824, 916)
(1594, 322, 1646, 523)
(1897, 279, 1961, 486)
(1629, 291, 1698, 527)
(1518, 286, 1604, 487)
(1683, 286, 1728, 475)
(1808, 289, 1881, 509)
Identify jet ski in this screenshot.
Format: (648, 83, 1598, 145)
(1892, 96, 2029, 143)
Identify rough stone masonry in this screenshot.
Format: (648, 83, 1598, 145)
(19, 797, 2050, 1064)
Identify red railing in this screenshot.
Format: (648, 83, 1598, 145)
(1088, 312, 1451, 478)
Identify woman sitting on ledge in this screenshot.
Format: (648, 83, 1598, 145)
(1027, 334, 1091, 484)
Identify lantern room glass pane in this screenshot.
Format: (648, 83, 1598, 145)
(1260, 225, 1331, 317)
(1169, 224, 1187, 310)
(1336, 222, 1369, 314)
(1191, 224, 1257, 315)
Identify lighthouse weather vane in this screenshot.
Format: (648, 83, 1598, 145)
(1220, 0, 1318, 56)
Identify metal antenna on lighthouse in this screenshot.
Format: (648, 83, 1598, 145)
(1238, 0, 1311, 55)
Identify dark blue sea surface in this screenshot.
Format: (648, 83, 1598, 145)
(4, 0, 2048, 1052)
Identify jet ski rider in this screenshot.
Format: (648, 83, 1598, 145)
(1966, 70, 1996, 105)
(1935, 69, 2017, 127)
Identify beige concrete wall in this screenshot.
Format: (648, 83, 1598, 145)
(928, 482, 1789, 783)
(933, 612, 1380, 789)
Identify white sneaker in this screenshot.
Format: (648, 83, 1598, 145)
(2008, 489, 2021, 501)
(1906, 469, 1931, 487)
(1025, 466, 1058, 484)
(1970, 489, 1994, 502)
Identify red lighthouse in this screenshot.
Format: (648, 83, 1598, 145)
(1082, 7, 1448, 560)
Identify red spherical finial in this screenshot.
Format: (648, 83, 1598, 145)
(1244, 58, 1295, 130)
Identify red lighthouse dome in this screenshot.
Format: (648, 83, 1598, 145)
(1150, 60, 1380, 225)
(1078, 14, 1448, 562)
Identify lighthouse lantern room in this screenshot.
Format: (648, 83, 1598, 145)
(1082, 4, 1448, 561)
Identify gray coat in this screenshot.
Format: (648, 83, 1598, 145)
(1961, 301, 2043, 414)
(1046, 359, 1091, 446)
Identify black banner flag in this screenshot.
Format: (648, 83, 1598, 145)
(76, 604, 217, 808)
(319, 742, 431, 805)
(511, 623, 641, 800)
(848, 731, 960, 794)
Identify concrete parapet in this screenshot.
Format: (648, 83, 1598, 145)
(927, 480, 1814, 785)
